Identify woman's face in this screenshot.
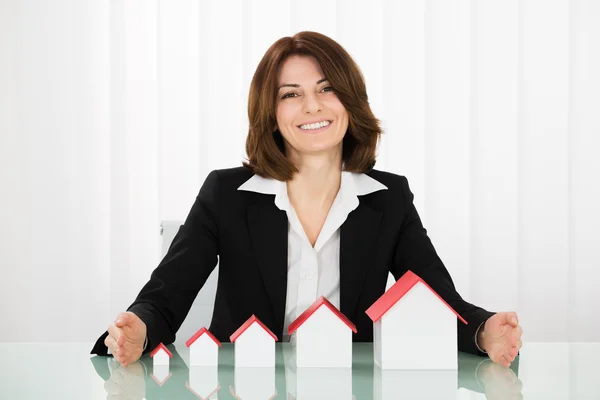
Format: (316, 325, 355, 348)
(275, 55, 349, 159)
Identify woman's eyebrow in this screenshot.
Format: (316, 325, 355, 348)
(278, 78, 328, 90)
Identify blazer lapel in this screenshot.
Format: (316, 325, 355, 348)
(247, 200, 288, 339)
(340, 203, 382, 321)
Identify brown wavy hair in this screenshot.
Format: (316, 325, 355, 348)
(242, 31, 383, 181)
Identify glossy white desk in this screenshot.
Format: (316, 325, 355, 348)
(0, 342, 598, 399)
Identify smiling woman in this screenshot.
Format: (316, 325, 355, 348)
(93, 31, 522, 370)
(243, 31, 382, 181)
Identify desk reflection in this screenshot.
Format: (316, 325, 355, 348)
(231, 367, 277, 399)
(187, 366, 219, 399)
(103, 358, 146, 400)
(374, 368, 457, 399)
(90, 343, 522, 400)
(285, 365, 353, 400)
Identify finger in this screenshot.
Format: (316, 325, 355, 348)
(503, 348, 515, 363)
(507, 312, 519, 327)
(114, 312, 131, 328)
(116, 348, 130, 367)
(104, 334, 119, 355)
(118, 338, 141, 357)
(119, 348, 132, 362)
(107, 323, 125, 346)
(510, 329, 520, 347)
(499, 354, 511, 367)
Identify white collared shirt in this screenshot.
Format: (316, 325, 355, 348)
(238, 171, 387, 341)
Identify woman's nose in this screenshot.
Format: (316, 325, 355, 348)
(302, 93, 322, 114)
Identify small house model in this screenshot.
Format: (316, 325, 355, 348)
(186, 327, 221, 366)
(229, 314, 278, 368)
(150, 343, 173, 386)
(150, 342, 172, 366)
(288, 296, 357, 368)
(365, 270, 467, 370)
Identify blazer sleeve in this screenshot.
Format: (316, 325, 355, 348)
(90, 170, 221, 356)
(392, 176, 495, 357)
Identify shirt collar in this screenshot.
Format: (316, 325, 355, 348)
(239, 171, 387, 251)
(237, 170, 387, 212)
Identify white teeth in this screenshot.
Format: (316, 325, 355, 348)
(300, 120, 330, 130)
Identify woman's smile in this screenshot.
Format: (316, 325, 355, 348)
(296, 119, 333, 135)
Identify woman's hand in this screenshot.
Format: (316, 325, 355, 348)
(477, 312, 523, 367)
(104, 311, 147, 367)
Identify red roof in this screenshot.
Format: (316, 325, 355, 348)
(150, 342, 173, 358)
(288, 296, 357, 335)
(185, 327, 222, 347)
(365, 270, 467, 324)
(229, 315, 279, 343)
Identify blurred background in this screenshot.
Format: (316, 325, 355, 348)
(0, 0, 598, 345)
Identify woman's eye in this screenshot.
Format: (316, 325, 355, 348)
(281, 87, 334, 100)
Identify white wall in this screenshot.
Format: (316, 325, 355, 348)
(0, 0, 598, 343)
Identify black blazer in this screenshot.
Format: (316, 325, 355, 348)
(91, 166, 494, 357)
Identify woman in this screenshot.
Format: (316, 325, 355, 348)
(92, 31, 522, 368)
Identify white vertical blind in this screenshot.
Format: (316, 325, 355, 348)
(0, 0, 598, 343)
(382, 0, 426, 215)
(569, 0, 600, 343)
(157, 0, 200, 222)
(470, 0, 519, 313)
(519, 0, 571, 342)
(425, 0, 472, 297)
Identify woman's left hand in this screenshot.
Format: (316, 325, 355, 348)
(478, 312, 523, 367)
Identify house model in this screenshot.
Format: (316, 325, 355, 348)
(288, 296, 357, 368)
(150, 342, 172, 366)
(186, 327, 221, 366)
(229, 314, 278, 368)
(150, 343, 173, 386)
(365, 270, 467, 370)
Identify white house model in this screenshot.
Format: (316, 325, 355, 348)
(186, 327, 221, 367)
(150, 342, 172, 366)
(150, 343, 172, 386)
(365, 270, 467, 370)
(288, 296, 357, 368)
(229, 314, 278, 368)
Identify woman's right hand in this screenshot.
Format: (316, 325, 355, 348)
(104, 311, 147, 367)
